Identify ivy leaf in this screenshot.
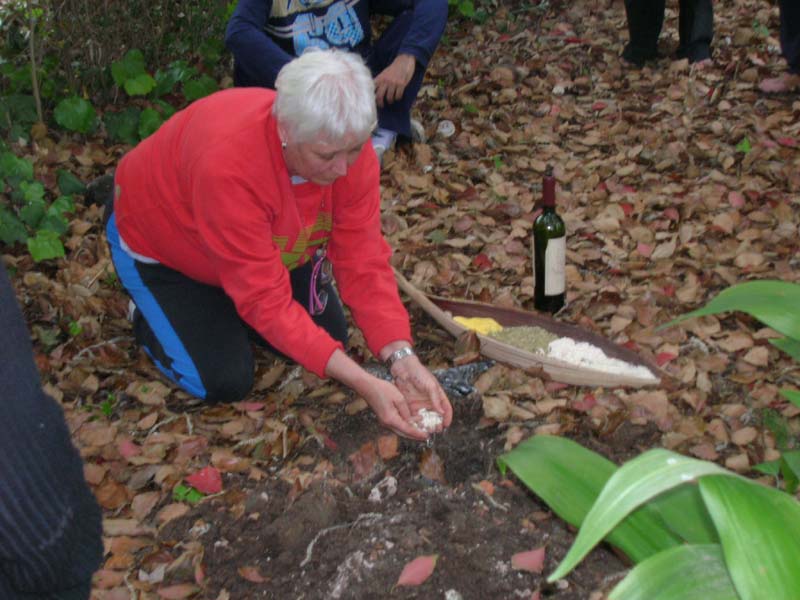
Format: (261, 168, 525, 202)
(183, 75, 218, 102)
(27, 229, 65, 262)
(138, 108, 164, 140)
(124, 73, 156, 97)
(54, 96, 97, 134)
(0, 151, 34, 182)
(111, 49, 147, 87)
(104, 107, 141, 145)
(0, 206, 27, 244)
(57, 169, 86, 195)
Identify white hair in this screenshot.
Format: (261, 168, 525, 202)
(273, 48, 377, 144)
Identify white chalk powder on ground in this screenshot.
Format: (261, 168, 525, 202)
(414, 408, 444, 432)
(547, 337, 657, 381)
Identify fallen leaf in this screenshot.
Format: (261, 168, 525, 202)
(419, 448, 446, 484)
(185, 466, 223, 494)
(377, 434, 399, 460)
(157, 584, 199, 599)
(511, 547, 546, 573)
(396, 554, 438, 587)
(349, 441, 378, 480)
(238, 566, 269, 583)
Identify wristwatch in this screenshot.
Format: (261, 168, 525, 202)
(386, 346, 415, 367)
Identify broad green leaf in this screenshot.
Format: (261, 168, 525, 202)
(700, 475, 800, 600)
(648, 483, 718, 544)
(54, 96, 97, 134)
(183, 74, 218, 102)
(138, 108, 164, 140)
(771, 337, 800, 362)
(111, 49, 147, 87)
(752, 459, 781, 477)
(0, 94, 38, 127)
(27, 229, 65, 262)
(104, 107, 141, 145)
(660, 281, 800, 341)
(124, 73, 156, 97)
(780, 388, 800, 409)
(0, 206, 27, 244)
(19, 198, 45, 227)
(608, 544, 738, 600)
(57, 169, 86, 195)
(0, 151, 34, 181)
(548, 449, 729, 582)
(735, 137, 752, 153)
(20, 180, 45, 204)
(779, 450, 800, 494)
(497, 436, 682, 567)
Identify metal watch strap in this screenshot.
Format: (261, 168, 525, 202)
(386, 346, 415, 367)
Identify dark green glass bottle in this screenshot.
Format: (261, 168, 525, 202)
(533, 166, 566, 313)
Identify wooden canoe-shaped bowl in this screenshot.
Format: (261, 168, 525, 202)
(395, 269, 662, 388)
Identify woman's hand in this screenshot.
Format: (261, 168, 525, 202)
(374, 54, 416, 108)
(389, 354, 453, 431)
(360, 377, 432, 440)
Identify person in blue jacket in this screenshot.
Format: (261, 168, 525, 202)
(225, 0, 447, 158)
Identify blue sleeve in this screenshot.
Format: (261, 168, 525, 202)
(372, 0, 448, 67)
(225, 0, 295, 88)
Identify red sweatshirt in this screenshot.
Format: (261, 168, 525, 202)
(114, 87, 412, 377)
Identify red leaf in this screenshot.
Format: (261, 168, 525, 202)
(637, 243, 653, 258)
(591, 101, 607, 111)
(728, 191, 745, 208)
(572, 394, 596, 412)
(118, 439, 141, 459)
(238, 566, 269, 583)
(662, 207, 680, 221)
(472, 253, 493, 270)
(776, 137, 797, 148)
(236, 401, 265, 412)
(512, 547, 546, 573)
(396, 555, 438, 587)
(185, 466, 222, 494)
(620, 202, 634, 217)
(662, 284, 676, 297)
(656, 352, 677, 366)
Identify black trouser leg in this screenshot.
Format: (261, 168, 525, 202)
(779, 0, 800, 74)
(677, 0, 713, 62)
(622, 0, 666, 65)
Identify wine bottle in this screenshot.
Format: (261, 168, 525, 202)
(533, 165, 566, 313)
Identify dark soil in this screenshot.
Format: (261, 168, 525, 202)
(157, 382, 660, 599)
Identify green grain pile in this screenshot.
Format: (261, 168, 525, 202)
(487, 326, 558, 354)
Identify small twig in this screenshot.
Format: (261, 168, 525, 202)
(147, 414, 178, 437)
(183, 412, 194, 436)
(300, 513, 384, 568)
(472, 483, 509, 512)
(71, 336, 132, 362)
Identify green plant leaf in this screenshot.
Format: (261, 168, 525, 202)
(20, 180, 45, 204)
(57, 169, 86, 195)
(647, 483, 718, 544)
(779, 450, 800, 494)
(111, 49, 147, 87)
(780, 388, 800, 409)
(771, 337, 800, 362)
(54, 96, 97, 134)
(0, 205, 27, 244)
(138, 108, 164, 140)
(608, 544, 738, 600)
(104, 107, 141, 145)
(183, 74, 218, 102)
(660, 281, 800, 341)
(124, 73, 156, 97)
(735, 137, 751, 153)
(700, 475, 800, 600)
(19, 198, 45, 227)
(27, 229, 65, 262)
(497, 436, 683, 568)
(173, 483, 204, 504)
(547, 449, 729, 582)
(0, 151, 34, 181)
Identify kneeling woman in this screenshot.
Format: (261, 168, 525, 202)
(105, 49, 450, 440)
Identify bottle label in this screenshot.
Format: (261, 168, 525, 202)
(544, 236, 566, 295)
